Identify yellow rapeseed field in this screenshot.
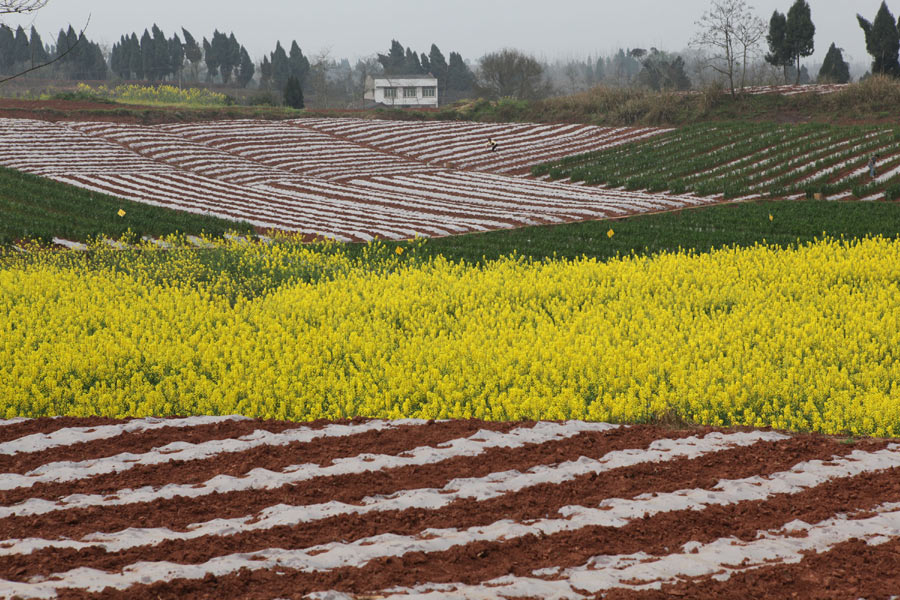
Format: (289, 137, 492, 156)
(2, 237, 900, 435)
(67, 83, 229, 106)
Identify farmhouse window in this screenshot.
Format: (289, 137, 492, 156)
(403, 87, 417, 98)
(383, 87, 397, 99)
(422, 87, 436, 97)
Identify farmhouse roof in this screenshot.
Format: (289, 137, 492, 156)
(374, 73, 436, 81)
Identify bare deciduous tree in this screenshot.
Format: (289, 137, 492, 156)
(476, 49, 550, 100)
(309, 48, 332, 109)
(691, 0, 765, 96)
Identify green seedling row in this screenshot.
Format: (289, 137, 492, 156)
(535, 122, 900, 201)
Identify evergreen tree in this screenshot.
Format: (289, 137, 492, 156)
(13, 26, 29, 66)
(237, 45, 254, 87)
(283, 74, 304, 108)
(818, 42, 850, 83)
(785, 0, 815, 84)
(110, 36, 127, 78)
(270, 41, 289, 90)
(79, 38, 107, 80)
(128, 33, 142, 79)
(404, 47, 423, 73)
(151, 24, 169, 79)
(209, 30, 236, 83)
(226, 33, 241, 83)
(53, 27, 66, 62)
(428, 44, 448, 90)
(858, 2, 900, 77)
(259, 55, 272, 88)
(594, 56, 605, 83)
(378, 39, 406, 74)
(447, 51, 474, 90)
(0, 26, 14, 73)
(636, 49, 691, 91)
(168, 33, 184, 81)
(140, 29, 153, 80)
(29, 26, 49, 63)
(420, 52, 430, 74)
(288, 41, 309, 87)
(202, 37, 214, 81)
(765, 10, 791, 82)
(181, 28, 202, 81)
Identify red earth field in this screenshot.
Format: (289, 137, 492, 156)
(1, 417, 900, 599)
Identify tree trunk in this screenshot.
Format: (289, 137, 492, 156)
(795, 55, 801, 85)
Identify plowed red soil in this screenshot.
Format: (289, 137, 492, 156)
(1, 417, 898, 599)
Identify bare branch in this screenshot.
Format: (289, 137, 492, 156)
(0, 0, 48, 15)
(690, 0, 763, 96)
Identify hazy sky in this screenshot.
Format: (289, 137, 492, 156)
(1, 0, 884, 68)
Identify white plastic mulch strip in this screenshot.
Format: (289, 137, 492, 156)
(378, 504, 900, 598)
(0, 422, 611, 519)
(0, 420, 423, 492)
(0, 416, 249, 455)
(0, 429, 776, 556)
(10, 438, 900, 599)
(50, 238, 88, 251)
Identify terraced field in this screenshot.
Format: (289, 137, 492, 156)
(0, 117, 701, 242)
(2, 417, 900, 599)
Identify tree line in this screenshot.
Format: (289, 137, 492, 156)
(111, 27, 254, 86)
(0, 23, 105, 79)
(6, 2, 900, 104)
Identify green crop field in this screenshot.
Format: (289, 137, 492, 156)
(0, 166, 253, 245)
(533, 122, 900, 201)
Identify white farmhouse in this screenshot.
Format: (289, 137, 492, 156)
(364, 74, 439, 108)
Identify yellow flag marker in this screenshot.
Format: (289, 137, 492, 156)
(117, 209, 126, 217)
(607, 228, 615, 238)
(769, 214, 774, 221)
(396, 246, 404, 255)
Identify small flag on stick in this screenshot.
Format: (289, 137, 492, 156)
(117, 209, 126, 217)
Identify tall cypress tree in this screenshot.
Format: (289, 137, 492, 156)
(270, 41, 289, 90)
(29, 27, 49, 63)
(288, 41, 309, 88)
(404, 47, 422, 73)
(428, 44, 448, 91)
(128, 33, 142, 79)
(447, 51, 473, 91)
(785, 0, 815, 84)
(151, 24, 169, 80)
(818, 43, 850, 83)
(226, 33, 241, 83)
(13, 26, 30, 66)
(858, 2, 900, 77)
(283, 74, 304, 108)
(237, 45, 254, 87)
(110, 37, 125, 78)
(169, 33, 184, 81)
(378, 40, 406, 74)
(181, 28, 202, 81)
(202, 37, 217, 82)
(765, 11, 791, 82)
(140, 29, 153, 80)
(0, 26, 14, 73)
(259, 55, 272, 89)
